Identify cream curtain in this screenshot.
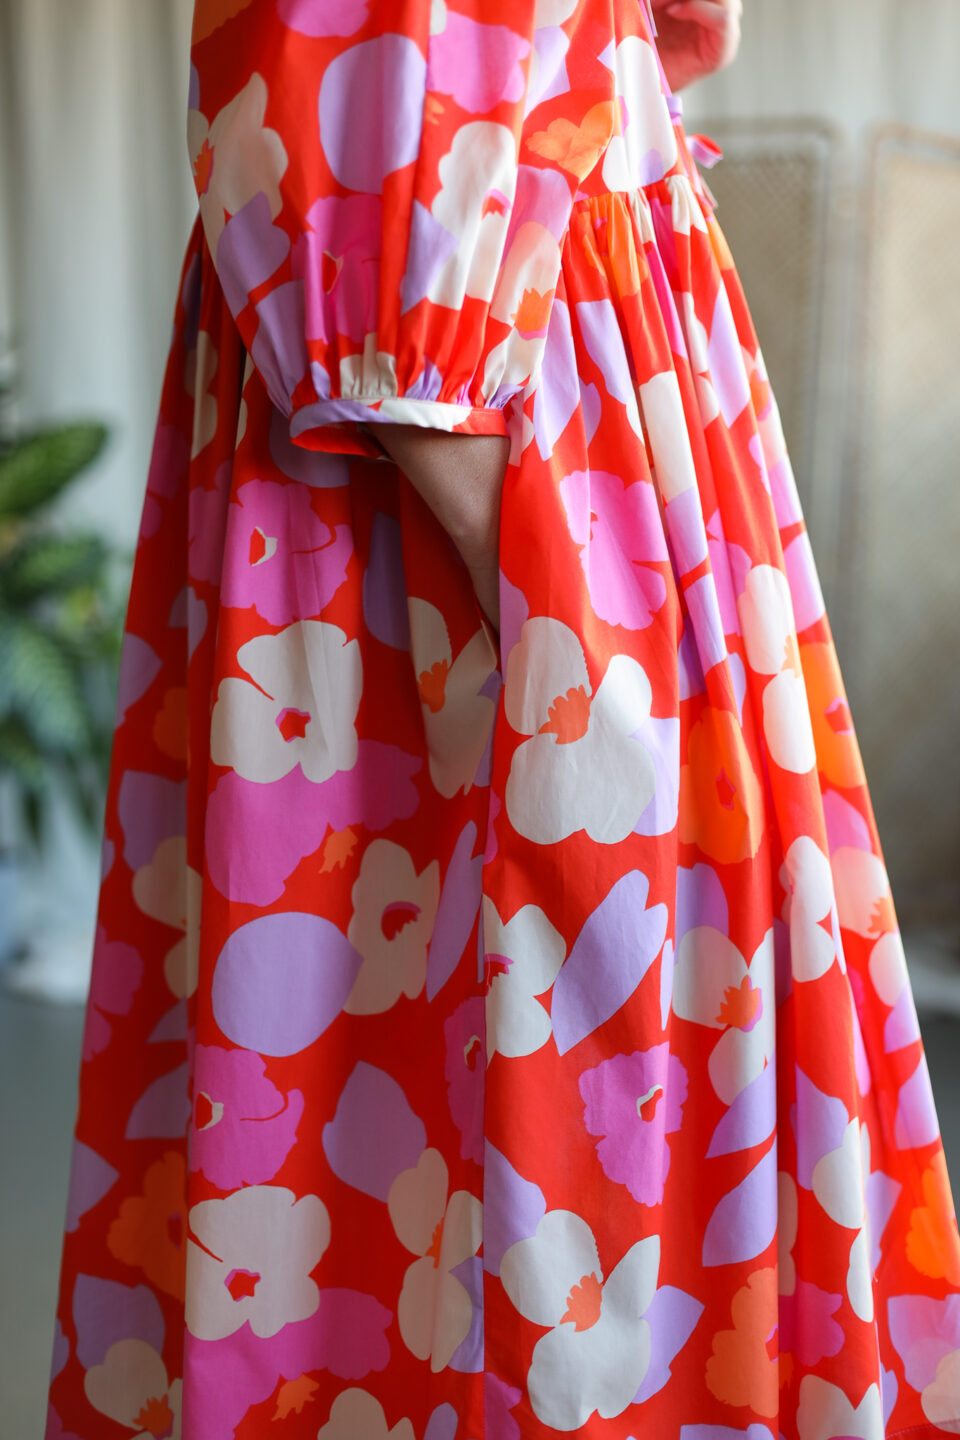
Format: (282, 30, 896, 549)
(0, 0, 196, 544)
(0, 0, 195, 974)
(684, 0, 960, 137)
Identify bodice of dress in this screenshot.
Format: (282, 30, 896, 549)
(185, 0, 720, 455)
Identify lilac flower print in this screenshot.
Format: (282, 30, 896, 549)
(579, 1043, 688, 1206)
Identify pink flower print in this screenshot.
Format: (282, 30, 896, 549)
(219, 478, 353, 626)
(190, 1044, 305, 1189)
(559, 468, 668, 631)
(82, 925, 145, 1061)
(579, 1044, 689, 1206)
(428, 11, 531, 114)
(444, 997, 485, 1166)
(295, 194, 382, 346)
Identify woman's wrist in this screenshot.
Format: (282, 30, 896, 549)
(364, 422, 507, 630)
(365, 426, 506, 540)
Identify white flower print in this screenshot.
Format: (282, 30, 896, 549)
(387, 1148, 482, 1372)
(210, 620, 361, 784)
(670, 925, 776, 1107)
(921, 1349, 960, 1430)
(427, 122, 519, 310)
(763, 668, 817, 773)
(779, 835, 844, 982)
(83, 1339, 182, 1440)
(185, 330, 218, 459)
(185, 1185, 329, 1340)
(736, 562, 816, 774)
(504, 616, 656, 845)
(778, 1169, 798, 1296)
(812, 1118, 867, 1231)
(830, 845, 896, 939)
(408, 598, 498, 799)
(738, 564, 796, 675)
(131, 835, 201, 999)
(187, 72, 288, 256)
(317, 1389, 415, 1440)
(500, 1209, 660, 1431)
(345, 840, 440, 1014)
(796, 1374, 883, 1440)
(483, 896, 565, 1060)
(601, 36, 678, 192)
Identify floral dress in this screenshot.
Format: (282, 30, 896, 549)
(45, 1, 960, 1437)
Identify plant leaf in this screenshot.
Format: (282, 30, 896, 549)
(0, 533, 109, 602)
(0, 422, 109, 520)
(0, 717, 46, 787)
(0, 618, 91, 752)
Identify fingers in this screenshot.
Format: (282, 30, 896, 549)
(663, 0, 742, 26)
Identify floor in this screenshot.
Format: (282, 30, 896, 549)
(3, 983, 960, 1439)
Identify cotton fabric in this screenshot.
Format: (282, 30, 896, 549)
(46, 1, 960, 1437)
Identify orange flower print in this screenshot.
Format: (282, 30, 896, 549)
(320, 826, 358, 873)
(800, 641, 867, 790)
(538, 685, 591, 744)
(193, 137, 214, 195)
(526, 101, 620, 182)
(152, 686, 188, 760)
(273, 1373, 320, 1420)
(192, 0, 255, 43)
(418, 659, 450, 713)
(716, 974, 762, 1030)
(906, 1150, 960, 1285)
(513, 286, 555, 337)
(560, 1272, 603, 1330)
(705, 1266, 779, 1416)
(107, 1151, 187, 1300)
(679, 706, 764, 864)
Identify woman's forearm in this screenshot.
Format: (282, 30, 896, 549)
(364, 423, 508, 632)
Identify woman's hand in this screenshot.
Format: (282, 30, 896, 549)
(650, 0, 742, 93)
(363, 423, 507, 634)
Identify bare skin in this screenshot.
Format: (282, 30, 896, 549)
(651, 0, 742, 93)
(363, 424, 509, 633)
(365, 0, 743, 635)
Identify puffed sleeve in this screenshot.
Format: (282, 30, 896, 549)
(187, 0, 570, 457)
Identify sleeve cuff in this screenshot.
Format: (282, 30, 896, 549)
(289, 393, 511, 456)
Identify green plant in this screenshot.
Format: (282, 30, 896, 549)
(0, 419, 126, 849)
